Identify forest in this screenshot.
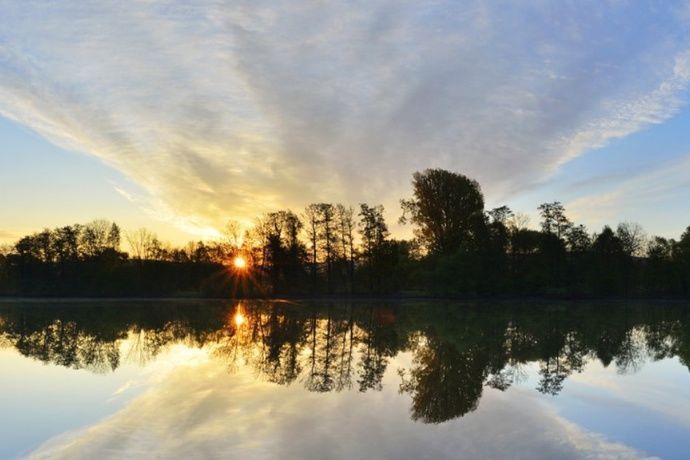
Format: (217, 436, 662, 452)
(1, 168, 689, 298)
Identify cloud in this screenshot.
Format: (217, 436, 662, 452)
(0, 230, 18, 244)
(28, 353, 654, 460)
(1, 1, 690, 234)
(567, 153, 690, 231)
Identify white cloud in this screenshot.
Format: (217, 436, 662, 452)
(1, 1, 690, 234)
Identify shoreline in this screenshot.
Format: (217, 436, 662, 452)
(1, 295, 689, 305)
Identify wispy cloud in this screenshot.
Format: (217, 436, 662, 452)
(567, 153, 690, 233)
(1, 1, 689, 233)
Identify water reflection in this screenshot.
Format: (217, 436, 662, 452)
(2, 301, 690, 427)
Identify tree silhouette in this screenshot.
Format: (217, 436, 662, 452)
(401, 169, 485, 254)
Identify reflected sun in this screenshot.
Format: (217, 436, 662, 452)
(233, 311, 246, 327)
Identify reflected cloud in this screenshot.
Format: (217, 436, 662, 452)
(28, 358, 654, 460)
(569, 359, 690, 429)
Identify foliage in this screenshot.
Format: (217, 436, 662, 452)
(400, 169, 485, 254)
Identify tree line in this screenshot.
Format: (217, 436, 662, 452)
(1, 168, 690, 297)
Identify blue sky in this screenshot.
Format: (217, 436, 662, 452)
(2, 1, 690, 245)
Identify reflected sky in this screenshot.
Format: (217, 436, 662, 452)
(1, 300, 689, 459)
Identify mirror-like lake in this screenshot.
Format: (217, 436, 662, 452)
(1, 300, 690, 459)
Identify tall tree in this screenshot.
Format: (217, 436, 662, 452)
(303, 204, 320, 289)
(106, 223, 121, 250)
(336, 204, 356, 291)
(317, 204, 336, 292)
(359, 204, 389, 264)
(256, 210, 305, 293)
(400, 169, 485, 254)
(537, 202, 571, 239)
(358, 204, 389, 291)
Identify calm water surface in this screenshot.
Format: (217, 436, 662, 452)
(1, 300, 690, 459)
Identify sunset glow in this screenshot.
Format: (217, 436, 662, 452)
(232, 256, 247, 270)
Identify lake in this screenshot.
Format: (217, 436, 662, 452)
(1, 300, 689, 459)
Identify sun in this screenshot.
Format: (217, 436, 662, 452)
(233, 255, 247, 269)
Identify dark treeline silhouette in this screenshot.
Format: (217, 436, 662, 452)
(2, 169, 690, 297)
(2, 300, 690, 423)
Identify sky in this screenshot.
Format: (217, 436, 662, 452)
(2, 0, 690, 246)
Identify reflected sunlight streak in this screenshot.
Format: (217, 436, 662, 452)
(234, 312, 246, 328)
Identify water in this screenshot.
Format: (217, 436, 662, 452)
(1, 300, 690, 460)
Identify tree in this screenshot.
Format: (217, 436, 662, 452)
(590, 226, 626, 295)
(592, 227, 625, 256)
(507, 212, 530, 231)
(616, 222, 646, 257)
(648, 236, 673, 260)
(317, 204, 336, 292)
(303, 203, 337, 291)
(487, 206, 513, 225)
(566, 224, 591, 253)
(223, 220, 243, 249)
(80, 220, 113, 257)
(53, 225, 81, 262)
(107, 223, 121, 250)
(479, 207, 513, 293)
(255, 210, 305, 293)
(645, 236, 675, 295)
(336, 204, 356, 290)
(678, 226, 690, 257)
(538, 202, 571, 239)
(400, 169, 485, 254)
(125, 228, 156, 260)
(358, 204, 389, 291)
(676, 226, 690, 294)
(303, 204, 320, 289)
(359, 204, 389, 263)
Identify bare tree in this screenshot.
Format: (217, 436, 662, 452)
(318, 204, 336, 292)
(222, 220, 243, 256)
(507, 212, 531, 231)
(616, 222, 647, 257)
(125, 228, 156, 260)
(304, 204, 321, 288)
